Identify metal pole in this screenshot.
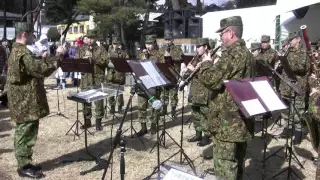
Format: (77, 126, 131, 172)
(275, 15, 280, 51)
(3, 0, 7, 40)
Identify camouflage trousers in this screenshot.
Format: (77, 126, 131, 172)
(281, 98, 305, 131)
(212, 137, 247, 180)
(108, 94, 124, 107)
(137, 88, 161, 123)
(83, 100, 105, 121)
(14, 120, 39, 168)
(191, 105, 210, 135)
(161, 87, 178, 107)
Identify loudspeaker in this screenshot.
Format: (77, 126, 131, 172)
(293, 6, 309, 19)
(188, 17, 202, 38)
(172, 18, 186, 38)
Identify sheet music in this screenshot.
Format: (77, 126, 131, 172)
(241, 99, 267, 116)
(76, 89, 108, 99)
(163, 168, 203, 180)
(141, 61, 167, 86)
(250, 80, 287, 111)
(139, 75, 157, 89)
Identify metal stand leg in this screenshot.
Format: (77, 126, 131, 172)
(49, 87, 69, 119)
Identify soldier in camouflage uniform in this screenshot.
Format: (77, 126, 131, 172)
(76, 30, 109, 131)
(249, 42, 261, 55)
(136, 34, 161, 136)
(7, 22, 64, 178)
(107, 36, 129, 114)
(278, 32, 309, 144)
(191, 16, 255, 179)
(158, 32, 183, 119)
(256, 35, 277, 66)
(185, 38, 213, 147)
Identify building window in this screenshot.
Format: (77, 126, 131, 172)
(74, 26, 78, 33)
(68, 26, 72, 33)
(80, 25, 84, 33)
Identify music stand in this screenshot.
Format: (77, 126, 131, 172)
(110, 57, 145, 145)
(131, 60, 196, 180)
(60, 58, 94, 139)
(256, 61, 305, 180)
(182, 55, 194, 65)
(223, 76, 289, 179)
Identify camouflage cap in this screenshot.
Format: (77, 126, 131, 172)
(249, 42, 261, 51)
(216, 16, 243, 33)
(14, 22, 34, 33)
(196, 38, 209, 46)
(85, 29, 99, 38)
(145, 34, 157, 43)
(288, 31, 301, 41)
(112, 36, 121, 44)
(209, 39, 217, 48)
(164, 32, 173, 40)
(261, 35, 270, 42)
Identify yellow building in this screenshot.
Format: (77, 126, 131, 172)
(56, 15, 93, 42)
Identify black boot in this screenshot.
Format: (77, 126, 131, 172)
(279, 128, 292, 139)
(188, 131, 202, 142)
(137, 123, 148, 137)
(109, 106, 116, 114)
(118, 106, 123, 114)
(80, 119, 92, 129)
(201, 145, 213, 160)
(17, 164, 45, 179)
(150, 123, 157, 134)
(293, 130, 302, 145)
(95, 118, 103, 131)
(197, 135, 211, 147)
(171, 106, 177, 120)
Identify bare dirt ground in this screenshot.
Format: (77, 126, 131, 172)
(0, 78, 317, 180)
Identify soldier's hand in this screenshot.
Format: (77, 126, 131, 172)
(187, 63, 195, 71)
(203, 52, 212, 61)
(164, 50, 170, 57)
(41, 51, 49, 58)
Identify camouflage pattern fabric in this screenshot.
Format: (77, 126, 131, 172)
(255, 45, 277, 67)
(107, 48, 129, 107)
(158, 44, 183, 107)
(197, 39, 254, 179)
(138, 50, 161, 123)
(75, 43, 109, 120)
(191, 105, 211, 136)
(212, 137, 247, 180)
(14, 120, 39, 168)
(7, 43, 58, 123)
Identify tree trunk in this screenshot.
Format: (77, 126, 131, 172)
(120, 22, 127, 49)
(171, 0, 180, 10)
(140, 0, 150, 45)
(3, 0, 7, 40)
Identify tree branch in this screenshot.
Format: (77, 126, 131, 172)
(21, 0, 45, 24)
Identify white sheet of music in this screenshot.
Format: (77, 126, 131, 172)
(250, 80, 287, 111)
(139, 75, 157, 89)
(241, 99, 267, 116)
(163, 168, 203, 180)
(141, 61, 167, 86)
(77, 89, 108, 99)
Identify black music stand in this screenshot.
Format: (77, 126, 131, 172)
(141, 60, 196, 180)
(256, 61, 305, 180)
(110, 57, 145, 145)
(61, 58, 94, 139)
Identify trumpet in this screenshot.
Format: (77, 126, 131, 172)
(177, 46, 221, 91)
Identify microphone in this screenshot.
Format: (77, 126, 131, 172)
(135, 79, 163, 110)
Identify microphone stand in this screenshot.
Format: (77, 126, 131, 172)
(49, 76, 68, 119)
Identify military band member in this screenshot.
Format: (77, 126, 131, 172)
(191, 16, 254, 179)
(107, 36, 129, 114)
(249, 42, 261, 56)
(278, 32, 309, 144)
(185, 38, 213, 147)
(136, 34, 161, 136)
(256, 35, 277, 66)
(159, 32, 183, 118)
(7, 22, 65, 178)
(76, 30, 109, 131)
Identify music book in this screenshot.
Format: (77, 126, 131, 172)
(60, 58, 94, 73)
(127, 60, 171, 89)
(67, 87, 123, 103)
(224, 76, 287, 118)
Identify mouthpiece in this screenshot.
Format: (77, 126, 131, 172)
(300, 25, 307, 29)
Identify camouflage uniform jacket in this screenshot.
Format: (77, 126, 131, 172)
(7, 43, 58, 123)
(256, 45, 277, 67)
(279, 46, 309, 99)
(108, 49, 129, 84)
(158, 44, 183, 75)
(185, 55, 214, 106)
(75, 44, 109, 89)
(197, 39, 254, 142)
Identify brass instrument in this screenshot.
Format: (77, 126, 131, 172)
(177, 46, 221, 91)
